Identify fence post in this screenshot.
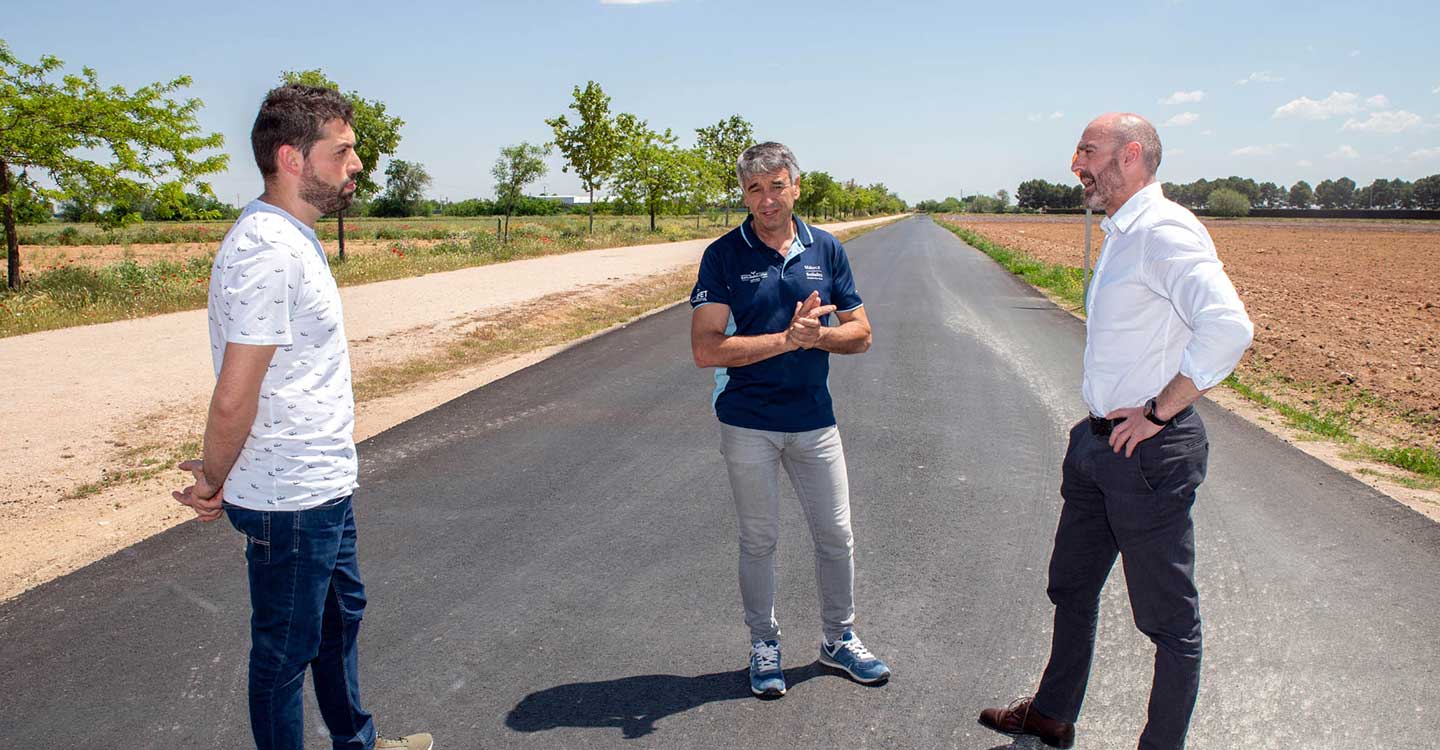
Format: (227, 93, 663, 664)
(1083, 208, 1092, 309)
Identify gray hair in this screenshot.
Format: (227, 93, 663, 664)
(736, 141, 801, 187)
(1110, 113, 1162, 176)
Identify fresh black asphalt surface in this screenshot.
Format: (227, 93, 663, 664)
(3, 216, 1438, 749)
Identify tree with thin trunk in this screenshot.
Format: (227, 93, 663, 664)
(492, 142, 550, 242)
(610, 118, 686, 232)
(695, 115, 755, 226)
(281, 69, 404, 260)
(0, 40, 226, 289)
(546, 81, 622, 233)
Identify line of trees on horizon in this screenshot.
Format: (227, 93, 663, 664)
(919, 174, 1440, 215)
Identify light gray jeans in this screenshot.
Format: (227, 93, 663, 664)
(719, 423, 856, 643)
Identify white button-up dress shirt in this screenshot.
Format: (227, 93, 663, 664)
(1082, 183, 1254, 418)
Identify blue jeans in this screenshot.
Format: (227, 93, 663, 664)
(225, 496, 376, 750)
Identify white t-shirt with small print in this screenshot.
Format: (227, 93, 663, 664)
(207, 199, 358, 511)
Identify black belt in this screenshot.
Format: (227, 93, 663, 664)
(1089, 405, 1193, 436)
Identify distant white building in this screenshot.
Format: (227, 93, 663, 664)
(531, 193, 610, 206)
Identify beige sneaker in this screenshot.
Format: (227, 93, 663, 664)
(375, 733, 434, 750)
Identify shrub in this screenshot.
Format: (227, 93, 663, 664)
(1206, 188, 1251, 217)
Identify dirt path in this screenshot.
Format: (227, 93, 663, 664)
(0, 217, 896, 601)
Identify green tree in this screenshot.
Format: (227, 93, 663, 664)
(1257, 181, 1284, 209)
(677, 147, 723, 228)
(994, 189, 1011, 213)
(4, 173, 53, 224)
(1287, 180, 1313, 208)
(694, 114, 756, 226)
(1314, 177, 1357, 209)
(610, 119, 687, 231)
(1365, 178, 1398, 209)
(0, 40, 226, 288)
(369, 159, 431, 217)
(492, 142, 550, 241)
(1413, 174, 1440, 209)
(281, 69, 404, 258)
(1206, 187, 1251, 217)
(546, 81, 622, 233)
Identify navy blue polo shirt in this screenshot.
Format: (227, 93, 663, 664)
(690, 215, 863, 432)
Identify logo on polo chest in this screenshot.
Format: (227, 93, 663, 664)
(740, 270, 769, 284)
(804, 264, 825, 281)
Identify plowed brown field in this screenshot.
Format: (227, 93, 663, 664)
(943, 215, 1440, 451)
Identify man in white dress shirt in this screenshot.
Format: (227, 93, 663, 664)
(978, 112, 1253, 750)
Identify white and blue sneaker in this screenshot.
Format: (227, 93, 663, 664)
(819, 630, 891, 684)
(749, 639, 785, 697)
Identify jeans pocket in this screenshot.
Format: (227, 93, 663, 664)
(226, 504, 272, 565)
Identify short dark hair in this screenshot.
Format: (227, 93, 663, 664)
(251, 83, 354, 178)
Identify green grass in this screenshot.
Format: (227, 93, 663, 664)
(939, 216, 1440, 483)
(67, 438, 202, 500)
(1224, 371, 1440, 479)
(938, 221, 1087, 310)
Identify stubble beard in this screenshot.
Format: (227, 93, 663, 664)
(300, 165, 354, 215)
(1084, 156, 1124, 212)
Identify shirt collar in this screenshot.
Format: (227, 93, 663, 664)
(1100, 182, 1163, 235)
(740, 214, 814, 249)
(249, 199, 326, 262)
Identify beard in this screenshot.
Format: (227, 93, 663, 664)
(299, 164, 355, 215)
(1081, 155, 1124, 211)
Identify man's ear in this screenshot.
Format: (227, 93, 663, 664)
(1123, 141, 1143, 170)
(276, 144, 304, 177)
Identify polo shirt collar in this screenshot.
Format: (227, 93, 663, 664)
(739, 214, 815, 249)
(1100, 182, 1162, 236)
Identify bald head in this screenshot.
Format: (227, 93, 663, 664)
(1091, 112, 1162, 177)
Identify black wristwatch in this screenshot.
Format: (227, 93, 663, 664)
(1143, 398, 1169, 426)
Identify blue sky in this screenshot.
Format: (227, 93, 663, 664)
(8, 0, 1438, 204)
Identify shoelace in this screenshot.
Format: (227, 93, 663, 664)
(751, 642, 780, 671)
(837, 636, 874, 661)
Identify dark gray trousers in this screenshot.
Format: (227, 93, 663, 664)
(1033, 408, 1209, 750)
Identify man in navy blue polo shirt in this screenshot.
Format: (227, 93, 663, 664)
(690, 141, 891, 698)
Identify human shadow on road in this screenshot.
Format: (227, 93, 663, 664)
(506, 663, 827, 739)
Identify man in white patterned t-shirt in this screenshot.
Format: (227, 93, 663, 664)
(172, 84, 431, 750)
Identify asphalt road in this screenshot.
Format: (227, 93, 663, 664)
(3, 216, 1438, 749)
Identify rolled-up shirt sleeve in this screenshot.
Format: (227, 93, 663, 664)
(1143, 222, 1254, 390)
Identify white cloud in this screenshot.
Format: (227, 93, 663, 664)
(1434, 84, 1440, 94)
(1411, 147, 1440, 160)
(1160, 90, 1205, 105)
(1236, 71, 1284, 86)
(1273, 92, 1361, 119)
(1349, 49, 1361, 57)
(1327, 145, 1360, 159)
(1297, 159, 1313, 167)
(1164, 112, 1200, 127)
(1200, 129, 1215, 136)
(1232, 144, 1280, 156)
(1365, 94, 1390, 109)
(1342, 110, 1423, 133)
(1027, 114, 1043, 122)
(1169, 148, 1186, 156)
(1027, 111, 1063, 122)
(1050, 111, 1064, 120)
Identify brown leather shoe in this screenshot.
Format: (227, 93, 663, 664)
(978, 696, 1075, 749)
